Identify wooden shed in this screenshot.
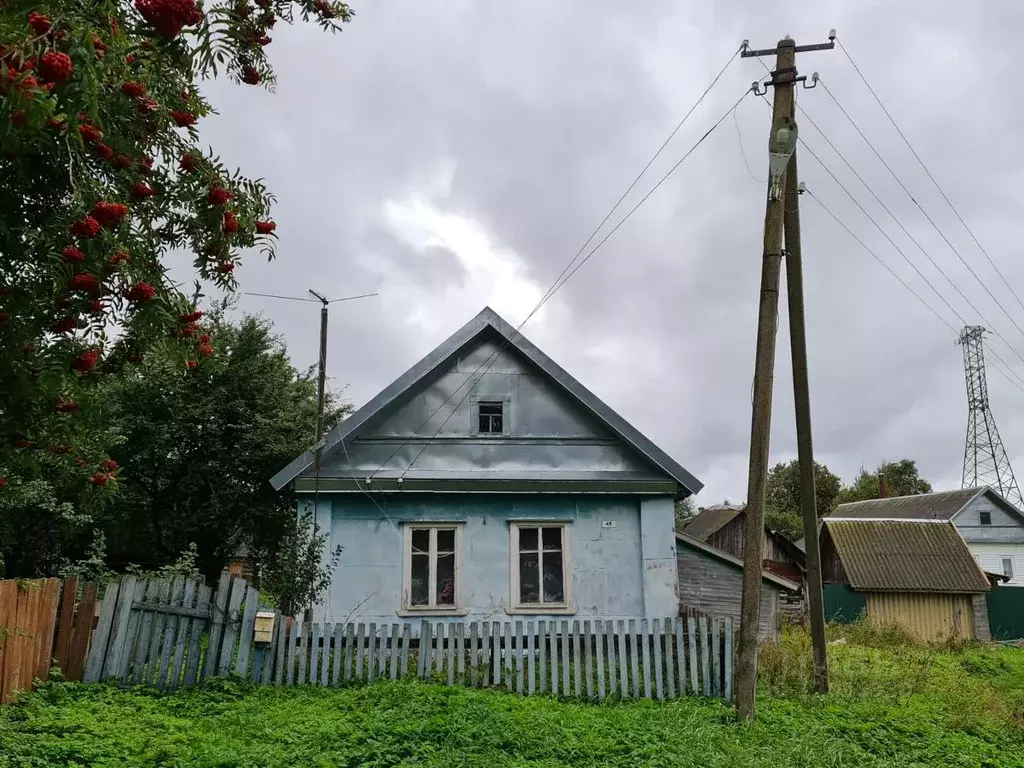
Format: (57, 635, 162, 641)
(681, 505, 806, 617)
(675, 531, 800, 642)
(820, 518, 992, 642)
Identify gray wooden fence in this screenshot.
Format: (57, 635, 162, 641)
(83, 575, 735, 701)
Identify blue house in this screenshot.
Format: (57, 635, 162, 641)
(271, 307, 703, 626)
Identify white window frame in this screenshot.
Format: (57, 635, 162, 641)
(400, 523, 466, 616)
(979, 510, 993, 526)
(1002, 556, 1014, 579)
(508, 522, 574, 614)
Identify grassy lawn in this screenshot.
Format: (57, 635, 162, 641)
(2, 628, 1023, 767)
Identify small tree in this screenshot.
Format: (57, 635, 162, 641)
(764, 459, 842, 539)
(255, 510, 340, 616)
(674, 494, 697, 531)
(839, 459, 933, 505)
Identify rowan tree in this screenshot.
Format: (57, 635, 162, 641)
(0, 0, 352, 575)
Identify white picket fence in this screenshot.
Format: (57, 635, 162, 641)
(82, 575, 735, 701)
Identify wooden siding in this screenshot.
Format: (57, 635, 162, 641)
(820, 528, 848, 584)
(865, 592, 976, 642)
(705, 515, 796, 564)
(677, 543, 782, 642)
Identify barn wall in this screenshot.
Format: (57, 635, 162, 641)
(676, 542, 783, 642)
(865, 592, 977, 642)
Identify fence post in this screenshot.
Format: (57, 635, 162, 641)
(83, 579, 121, 684)
(53, 576, 78, 674)
(202, 572, 232, 681)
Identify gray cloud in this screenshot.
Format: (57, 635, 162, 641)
(186, 0, 1024, 504)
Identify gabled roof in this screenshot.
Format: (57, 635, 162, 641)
(675, 532, 800, 592)
(681, 505, 806, 566)
(681, 506, 744, 541)
(271, 307, 703, 493)
(830, 487, 1024, 525)
(823, 519, 990, 593)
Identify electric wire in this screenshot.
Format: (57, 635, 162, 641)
(752, 61, 1024, 371)
(331, 57, 747, 487)
(753, 85, 1024, 388)
(817, 77, 1024, 345)
(396, 87, 753, 481)
(808, 188, 1024, 395)
(835, 37, 1024, 319)
(795, 96, 1024, 371)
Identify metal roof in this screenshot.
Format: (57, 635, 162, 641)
(681, 506, 743, 541)
(271, 307, 704, 494)
(823, 519, 990, 593)
(831, 487, 1024, 524)
(675, 532, 800, 592)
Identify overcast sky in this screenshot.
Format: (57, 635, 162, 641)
(192, 0, 1024, 505)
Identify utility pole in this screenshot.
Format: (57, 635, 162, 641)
(308, 290, 331, 473)
(735, 32, 834, 721)
(783, 157, 829, 693)
(242, 288, 378, 620)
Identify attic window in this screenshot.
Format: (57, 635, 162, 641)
(980, 510, 992, 525)
(477, 401, 504, 434)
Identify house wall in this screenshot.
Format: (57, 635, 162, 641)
(954, 494, 1024, 544)
(676, 543, 784, 642)
(315, 494, 678, 626)
(964, 542, 1024, 586)
(306, 336, 665, 483)
(865, 592, 977, 642)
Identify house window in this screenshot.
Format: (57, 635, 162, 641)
(510, 523, 572, 609)
(1003, 557, 1014, 579)
(980, 510, 992, 525)
(403, 524, 462, 611)
(477, 401, 504, 434)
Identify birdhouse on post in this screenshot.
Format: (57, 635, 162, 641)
(254, 611, 276, 644)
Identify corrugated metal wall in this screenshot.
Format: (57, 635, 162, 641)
(865, 592, 976, 642)
(987, 586, 1024, 641)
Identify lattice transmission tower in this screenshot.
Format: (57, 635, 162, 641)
(958, 326, 1023, 508)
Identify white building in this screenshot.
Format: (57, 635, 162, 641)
(831, 487, 1024, 586)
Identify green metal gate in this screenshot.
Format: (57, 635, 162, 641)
(987, 587, 1024, 641)
(822, 584, 867, 623)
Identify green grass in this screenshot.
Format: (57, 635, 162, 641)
(2, 628, 1023, 767)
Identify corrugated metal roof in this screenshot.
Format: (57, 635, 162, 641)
(832, 488, 982, 521)
(824, 519, 989, 593)
(681, 506, 743, 541)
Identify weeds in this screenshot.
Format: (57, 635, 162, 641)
(1, 626, 1022, 767)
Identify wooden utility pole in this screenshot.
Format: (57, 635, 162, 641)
(734, 37, 796, 721)
(783, 155, 829, 693)
(734, 31, 834, 720)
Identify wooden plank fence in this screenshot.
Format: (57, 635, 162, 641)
(249, 615, 735, 701)
(3, 574, 736, 703)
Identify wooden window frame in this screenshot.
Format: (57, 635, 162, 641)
(980, 510, 993, 526)
(507, 522, 574, 615)
(470, 394, 512, 437)
(1002, 556, 1014, 579)
(400, 523, 467, 617)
